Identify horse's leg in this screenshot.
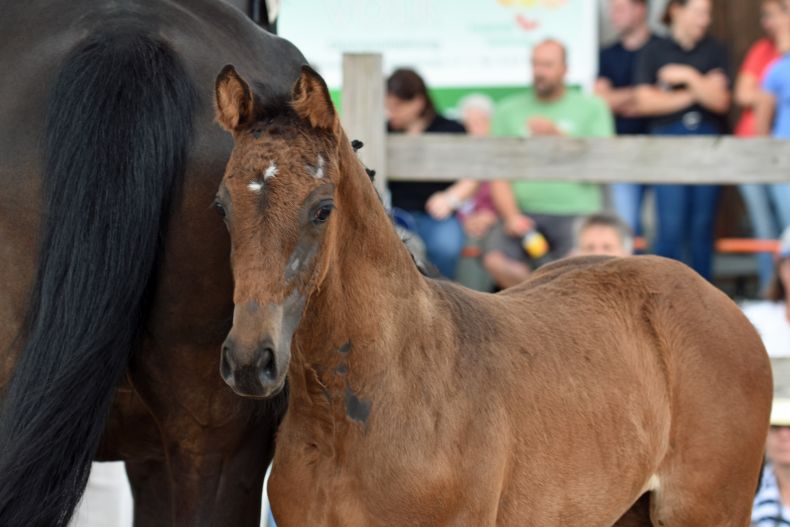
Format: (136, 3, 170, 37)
(645, 279, 770, 527)
(126, 458, 174, 527)
(612, 494, 652, 527)
(126, 435, 274, 527)
(168, 438, 271, 527)
(648, 461, 755, 527)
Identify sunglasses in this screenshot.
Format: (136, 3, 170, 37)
(770, 425, 790, 431)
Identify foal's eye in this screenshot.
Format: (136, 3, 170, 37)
(213, 200, 226, 218)
(312, 203, 334, 224)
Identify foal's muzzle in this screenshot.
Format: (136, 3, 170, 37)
(220, 338, 285, 398)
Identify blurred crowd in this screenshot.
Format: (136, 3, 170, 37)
(385, 0, 790, 292)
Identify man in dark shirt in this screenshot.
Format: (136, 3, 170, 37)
(596, 0, 658, 235)
(597, 0, 657, 134)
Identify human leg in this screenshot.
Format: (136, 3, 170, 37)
(412, 212, 465, 279)
(769, 183, 790, 230)
(481, 223, 531, 289)
(688, 185, 720, 281)
(739, 184, 779, 291)
(652, 185, 689, 265)
(610, 183, 646, 236)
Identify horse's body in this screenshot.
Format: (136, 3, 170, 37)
(0, 2, 304, 525)
(214, 66, 774, 526)
(275, 255, 771, 525)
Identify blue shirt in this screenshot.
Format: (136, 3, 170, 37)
(598, 35, 660, 135)
(763, 55, 790, 138)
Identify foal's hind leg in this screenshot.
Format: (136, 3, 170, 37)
(647, 467, 754, 527)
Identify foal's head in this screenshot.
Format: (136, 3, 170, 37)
(214, 65, 342, 398)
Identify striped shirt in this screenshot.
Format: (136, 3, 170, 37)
(753, 464, 790, 527)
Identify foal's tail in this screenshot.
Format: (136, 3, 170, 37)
(0, 31, 197, 526)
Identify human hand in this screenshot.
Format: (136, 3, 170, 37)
(706, 69, 728, 89)
(504, 213, 534, 237)
(426, 191, 460, 220)
(657, 64, 697, 87)
(527, 117, 561, 136)
(463, 210, 498, 238)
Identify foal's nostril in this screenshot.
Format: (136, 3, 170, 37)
(220, 344, 234, 381)
(258, 347, 277, 381)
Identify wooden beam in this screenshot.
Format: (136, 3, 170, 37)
(387, 135, 790, 184)
(341, 53, 388, 199)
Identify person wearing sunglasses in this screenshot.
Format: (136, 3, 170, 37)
(753, 398, 790, 526)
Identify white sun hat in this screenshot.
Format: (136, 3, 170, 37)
(771, 398, 790, 426)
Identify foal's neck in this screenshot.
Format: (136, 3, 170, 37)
(290, 137, 431, 406)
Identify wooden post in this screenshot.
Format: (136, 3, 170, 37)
(342, 53, 388, 201)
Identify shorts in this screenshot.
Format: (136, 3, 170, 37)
(482, 213, 579, 264)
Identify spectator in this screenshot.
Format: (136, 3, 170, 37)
(751, 398, 790, 526)
(458, 93, 494, 137)
(596, 0, 659, 236)
(482, 39, 614, 289)
(742, 226, 790, 359)
(573, 212, 635, 257)
(455, 94, 498, 291)
(385, 68, 478, 279)
(737, 0, 787, 291)
(753, 0, 790, 245)
(634, 0, 731, 281)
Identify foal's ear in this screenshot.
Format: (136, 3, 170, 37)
(215, 65, 256, 132)
(292, 65, 337, 131)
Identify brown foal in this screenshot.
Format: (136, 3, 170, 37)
(214, 65, 773, 526)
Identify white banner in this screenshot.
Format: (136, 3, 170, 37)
(279, 0, 599, 91)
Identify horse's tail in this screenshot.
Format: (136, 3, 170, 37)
(0, 31, 197, 526)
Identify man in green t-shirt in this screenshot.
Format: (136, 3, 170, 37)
(483, 39, 614, 288)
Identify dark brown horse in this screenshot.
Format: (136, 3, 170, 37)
(0, 1, 305, 525)
(213, 65, 774, 526)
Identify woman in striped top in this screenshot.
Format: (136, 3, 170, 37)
(753, 398, 790, 526)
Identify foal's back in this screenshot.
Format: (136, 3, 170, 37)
(440, 255, 771, 525)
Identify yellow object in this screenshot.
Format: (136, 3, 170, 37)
(522, 230, 549, 259)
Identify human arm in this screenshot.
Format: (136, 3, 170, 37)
(755, 62, 785, 136)
(659, 65, 731, 114)
(527, 117, 566, 136)
(595, 78, 638, 117)
(490, 180, 532, 236)
(462, 210, 498, 238)
(754, 91, 777, 136)
(633, 84, 695, 117)
(735, 72, 761, 109)
(735, 41, 772, 109)
(425, 180, 480, 220)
